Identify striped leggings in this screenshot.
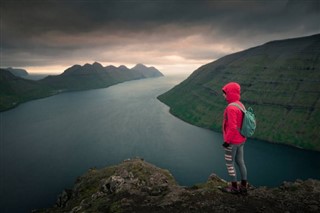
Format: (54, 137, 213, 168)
(224, 143, 247, 182)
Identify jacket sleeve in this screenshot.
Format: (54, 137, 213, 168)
(224, 107, 239, 143)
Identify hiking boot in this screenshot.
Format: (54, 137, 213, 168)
(221, 185, 240, 194)
(239, 185, 248, 195)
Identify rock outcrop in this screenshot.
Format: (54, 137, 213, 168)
(34, 158, 320, 213)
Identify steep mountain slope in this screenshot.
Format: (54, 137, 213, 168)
(158, 34, 320, 151)
(0, 69, 54, 111)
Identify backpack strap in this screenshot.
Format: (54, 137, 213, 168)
(229, 102, 246, 113)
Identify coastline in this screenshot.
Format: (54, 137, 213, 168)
(157, 97, 320, 153)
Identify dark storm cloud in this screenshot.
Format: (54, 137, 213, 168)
(3, 0, 306, 34)
(1, 0, 319, 72)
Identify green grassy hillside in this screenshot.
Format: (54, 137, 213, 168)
(0, 69, 54, 111)
(158, 34, 320, 151)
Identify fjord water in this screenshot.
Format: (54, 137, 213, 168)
(1, 75, 320, 212)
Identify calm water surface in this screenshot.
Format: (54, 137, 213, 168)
(1, 74, 320, 212)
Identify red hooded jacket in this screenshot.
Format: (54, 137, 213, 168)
(222, 82, 246, 144)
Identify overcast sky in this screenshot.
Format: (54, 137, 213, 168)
(1, 0, 319, 75)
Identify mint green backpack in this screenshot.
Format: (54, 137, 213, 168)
(229, 103, 256, 137)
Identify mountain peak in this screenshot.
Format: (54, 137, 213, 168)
(92, 62, 103, 67)
(118, 65, 129, 70)
(63, 62, 106, 75)
(131, 63, 164, 78)
(132, 63, 147, 70)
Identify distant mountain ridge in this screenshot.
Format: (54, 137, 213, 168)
(61, 62, 163, 77)
(158, 34, 320, 151)
(0, 62, 163, 111)
(40, 62, 163, 91)
(3, 67, 29, 77)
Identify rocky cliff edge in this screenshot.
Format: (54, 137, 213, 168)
(34, 158, 320, 213)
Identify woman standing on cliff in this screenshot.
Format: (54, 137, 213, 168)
(221, 82, 248, 194)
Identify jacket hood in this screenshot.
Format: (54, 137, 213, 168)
(222, 82, 241, 103)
